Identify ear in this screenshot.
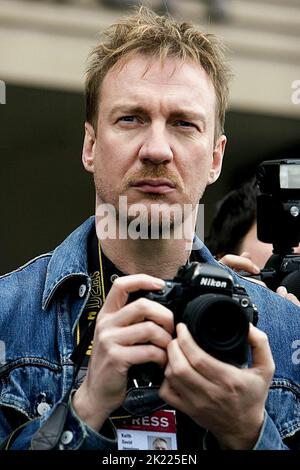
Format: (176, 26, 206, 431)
(207, 134, 227, 185)
(82, 122, 96, 174)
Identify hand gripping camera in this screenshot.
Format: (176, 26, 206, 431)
(256, 159, 300, 299)
(124, 262, 257, 416)
(129, 262, 258, 371)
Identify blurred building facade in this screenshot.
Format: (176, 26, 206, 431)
(0, 0, 299, 273)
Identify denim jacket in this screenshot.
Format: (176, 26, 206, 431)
(0, 217, 300, 450)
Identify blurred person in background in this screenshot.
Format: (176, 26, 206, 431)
(206, 177, 300, 305)
(207, 177, 272, 269)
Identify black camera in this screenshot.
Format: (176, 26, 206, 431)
(256, 159, 300, 299)
(129, 262, 258, 369)
(123, 262, 257, 416)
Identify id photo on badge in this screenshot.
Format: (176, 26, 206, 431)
(149, 436, 171, 450)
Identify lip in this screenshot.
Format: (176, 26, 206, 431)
(131, 178, 176, 194)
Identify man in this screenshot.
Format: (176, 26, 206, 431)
(207, 178, 268, 268)
(0, 7, 299, 450)
(207, 178, 300, 305)
(207, 177, 300, 269)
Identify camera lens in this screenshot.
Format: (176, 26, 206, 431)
(182, 294, 249, 367)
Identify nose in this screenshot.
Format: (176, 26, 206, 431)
(138, 124, 173, 165)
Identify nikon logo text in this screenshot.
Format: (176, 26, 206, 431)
(0, 80, 6, 104)
(200, 278, 227, 288)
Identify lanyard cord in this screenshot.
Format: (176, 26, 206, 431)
(98, 241, 106, 303)
(71, 241, 106, 367)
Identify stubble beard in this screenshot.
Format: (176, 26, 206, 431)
(94, 172, 205, 241)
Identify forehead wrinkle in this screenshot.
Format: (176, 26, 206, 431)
(99, 54, 216, 126)
(109, 96, 207, 122)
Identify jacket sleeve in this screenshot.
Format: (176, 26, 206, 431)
(1, 397, 117, 450)
(253, 411, 290, 450)
(203, 410, 299, 450)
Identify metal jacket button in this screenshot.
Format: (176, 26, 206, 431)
(79, 284, 87, 297)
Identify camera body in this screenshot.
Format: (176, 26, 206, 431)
(256, 159, 300, 298)
(130, 262, 258, 368)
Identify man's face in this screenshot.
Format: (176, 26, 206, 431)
(83, 54, 226, 229)
(153, 439, 168, 450)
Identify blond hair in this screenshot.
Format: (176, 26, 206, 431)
(85, 7, 231, 137)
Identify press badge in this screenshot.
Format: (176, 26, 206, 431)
(113, 409, 177, 450)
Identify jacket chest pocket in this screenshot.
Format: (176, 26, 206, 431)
(0, 359, 63, 420)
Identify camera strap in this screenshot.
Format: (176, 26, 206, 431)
(122, 385, 165, 417)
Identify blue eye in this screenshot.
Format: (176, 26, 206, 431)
(175, 120, 194, 128)
(119, 116, 136, 122)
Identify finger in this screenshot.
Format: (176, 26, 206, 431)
(159, 379, 183, 410)
(175, 323, 237, 382)
(276, 286, 287, 297)
(102, 274, 165, 312)
(107, 321, 173, 349)
(277, 286, 300, 307)
(100, 297, 174, 334)
(285, 293, 300, 307)
(240, 251, 252, 259)
(219, 254, 260, 274)
(165, 335, 213, 391)
(248, 324, 275, 377)
(120, 343, 168, 368)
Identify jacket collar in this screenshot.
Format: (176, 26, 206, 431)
(42, 216, 95, 309)
(42, 215, 217, 309)
(191, 238, 219, 265)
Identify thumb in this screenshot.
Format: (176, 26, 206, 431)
(240, 251, 251, 260)
(248, 324, 275, 378)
